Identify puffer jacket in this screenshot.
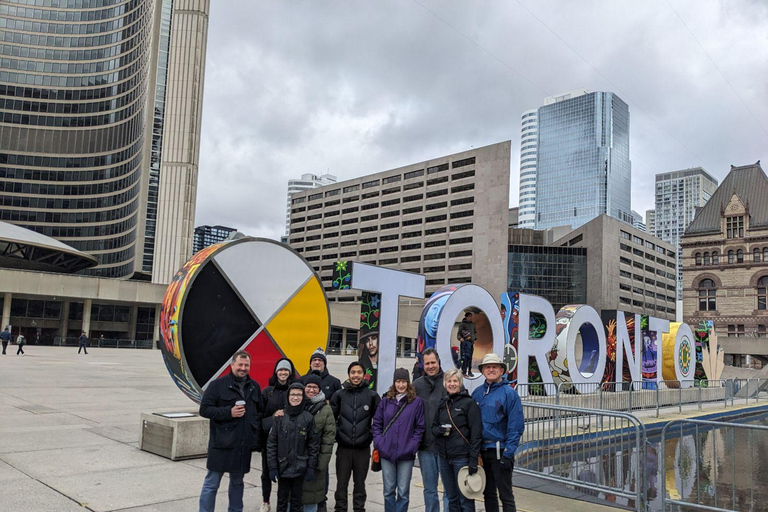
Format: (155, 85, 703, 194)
(471, 378, 524, 458)
(199, 373, 262, 474)
(260, 358, 297, 448)
(413, 371, 445, 450)
(431, 390, 482, 466)
(372, 395, 425, 462)
(330, 380, 381, 447)
(302, 400, 336, 505)
(267, 406, 320, 479)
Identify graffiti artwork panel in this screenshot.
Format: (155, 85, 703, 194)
(358, 291, 380, 389)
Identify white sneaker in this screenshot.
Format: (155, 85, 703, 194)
(260, 502, 271, 512)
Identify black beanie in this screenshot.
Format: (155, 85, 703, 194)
(304, 374, 322, 388)
(393, 367, 410, 383)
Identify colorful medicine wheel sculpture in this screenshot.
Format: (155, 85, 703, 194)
(159, 238, 330, 403)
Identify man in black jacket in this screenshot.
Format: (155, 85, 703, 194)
(260, 358, 297, 512)
(413, 349, 447, 512)
(198, 350, 262, 512)
(300, 349, 342, 400)
(330, 361, 381, 512)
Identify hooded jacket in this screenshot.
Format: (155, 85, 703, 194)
(329, 380, 381, 448)
(431, 390, 483, 466)
(300, 367, 342, 399)
(267, 399, 320, 479)
(301, 398, 336, 504)
(199, 373, 262, 474)
(413, 370, 445, 451)
(471, 378, 524, 458)
(260, 358, 297, 448)
(372, 395, 425, 462)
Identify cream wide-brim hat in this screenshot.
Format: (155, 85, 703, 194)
(477, 353, 507, 372)
(457, 466, 486, 500)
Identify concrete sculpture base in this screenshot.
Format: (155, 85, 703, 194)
(139, 411, 208, 460)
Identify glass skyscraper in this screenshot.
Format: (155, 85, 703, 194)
(533, 90, 632, 230)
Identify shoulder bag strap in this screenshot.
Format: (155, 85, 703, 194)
(383, 400, 408, 436)
(445, 403, 470, 446)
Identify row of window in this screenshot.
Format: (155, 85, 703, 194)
(695, 248, 768, 265)
(619, 229, 673, 257)
(1, 1, 137, 23)
(617, 296, 675, 314)
(698, 277, 768, 311)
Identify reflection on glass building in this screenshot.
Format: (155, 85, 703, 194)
(534, 90, 632, 230)
(507, 244, 587, 312)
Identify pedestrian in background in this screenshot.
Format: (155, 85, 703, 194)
(1, 327, 10, 355)
(16, 332, 25, 356)
(433, 368, 483, 512)
(372, 368, 425, 512)
(472, 354, 524, 512)
(78, 331, 88, 354)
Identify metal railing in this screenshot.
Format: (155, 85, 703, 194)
(53, 336, 155, 349)
(661, 418, 768, 512)
(518, 379, 751, 417)
(516, 402, 647, 512)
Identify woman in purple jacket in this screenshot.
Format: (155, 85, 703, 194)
(372, 367, 426, 512)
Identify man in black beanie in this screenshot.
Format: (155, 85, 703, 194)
(300, 348, 342, 403)
(330, 361, 381, 512)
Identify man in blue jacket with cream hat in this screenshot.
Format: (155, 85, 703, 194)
(471, 353, 524, 512)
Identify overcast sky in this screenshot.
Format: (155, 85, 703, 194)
(195, 0, 767, 239)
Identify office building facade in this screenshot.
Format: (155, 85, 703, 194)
(517, 109, 537, 228)
(681, 163, 768, 367)
(288, 142, 511, 300)
(653, 167, 718, 299)
(632, 210, 646, 232)
(534, 90, 632, 230)
(646, 209, 656, 236)
(0, 0, 209, 282)
(284, 173, 337, 236)
(192, 224, 236, 254)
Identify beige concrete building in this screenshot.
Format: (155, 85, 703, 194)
(288, 141, 512, 300)
(681, 162, 768, 366)
(552, 214, 678, 320)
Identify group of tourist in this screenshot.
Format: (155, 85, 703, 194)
(198, 343, 524, 512)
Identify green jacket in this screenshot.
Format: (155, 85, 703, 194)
(302, 402, 336, 504)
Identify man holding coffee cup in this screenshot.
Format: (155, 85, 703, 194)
(199, 350, 263, 512)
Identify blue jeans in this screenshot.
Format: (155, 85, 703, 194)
(304, 505, 318, 512)
(418, 450, 449, 512)
(438, 456, 475, 512)
(199, 469, 244, 512)
(381, 458, 414, 512)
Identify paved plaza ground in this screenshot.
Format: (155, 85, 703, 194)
(0, 346, 617, 512)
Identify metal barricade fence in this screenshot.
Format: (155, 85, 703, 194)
(661, 418, 768, 512)
(517, 382, 558, 405)
(516, 402, 646, 512)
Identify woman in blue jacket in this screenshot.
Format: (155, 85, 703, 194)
(372, 368, 426, 512)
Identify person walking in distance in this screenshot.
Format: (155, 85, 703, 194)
(413, 349, 448, 512)
(260, 358, 297, 512)
(432, 368, 483, 512)
(471, 354, 524, 512)
(458, 313, 476, 377)
(78, 331, 89, 354)
(301, 374, 336, 512)
(16, 332, 25, 356)
(1, 327, 10, 355)
(330, 361, 381, 512)
(198, 351, 262, 512)
(372, 368, 425, 512)
(267, 382, 321, 512)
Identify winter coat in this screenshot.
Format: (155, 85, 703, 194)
(302, 401, 336, 504)
(431, 390, 483, 466)
(199, 373, 262, 474)
(260, 358, 298, 449)
(372, 395, 425, 462)
(78, 334, 88, 346)
(471, 378, 524, 458)
(330, 381, 381, 448)
(300, 368, 342, 399)
(0, 331, 9, 342)
(413, 371, 445, 451)
(267, 407, 320, 479)
(458, 320, 476, 343)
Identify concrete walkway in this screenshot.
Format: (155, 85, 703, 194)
(0, 347, 629, 511)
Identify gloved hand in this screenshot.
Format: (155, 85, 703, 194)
(499, 456, 513, 469)
(304, 468, 315, 482)
(270, 469, 279, 483)
(468, 464, 478, 475)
